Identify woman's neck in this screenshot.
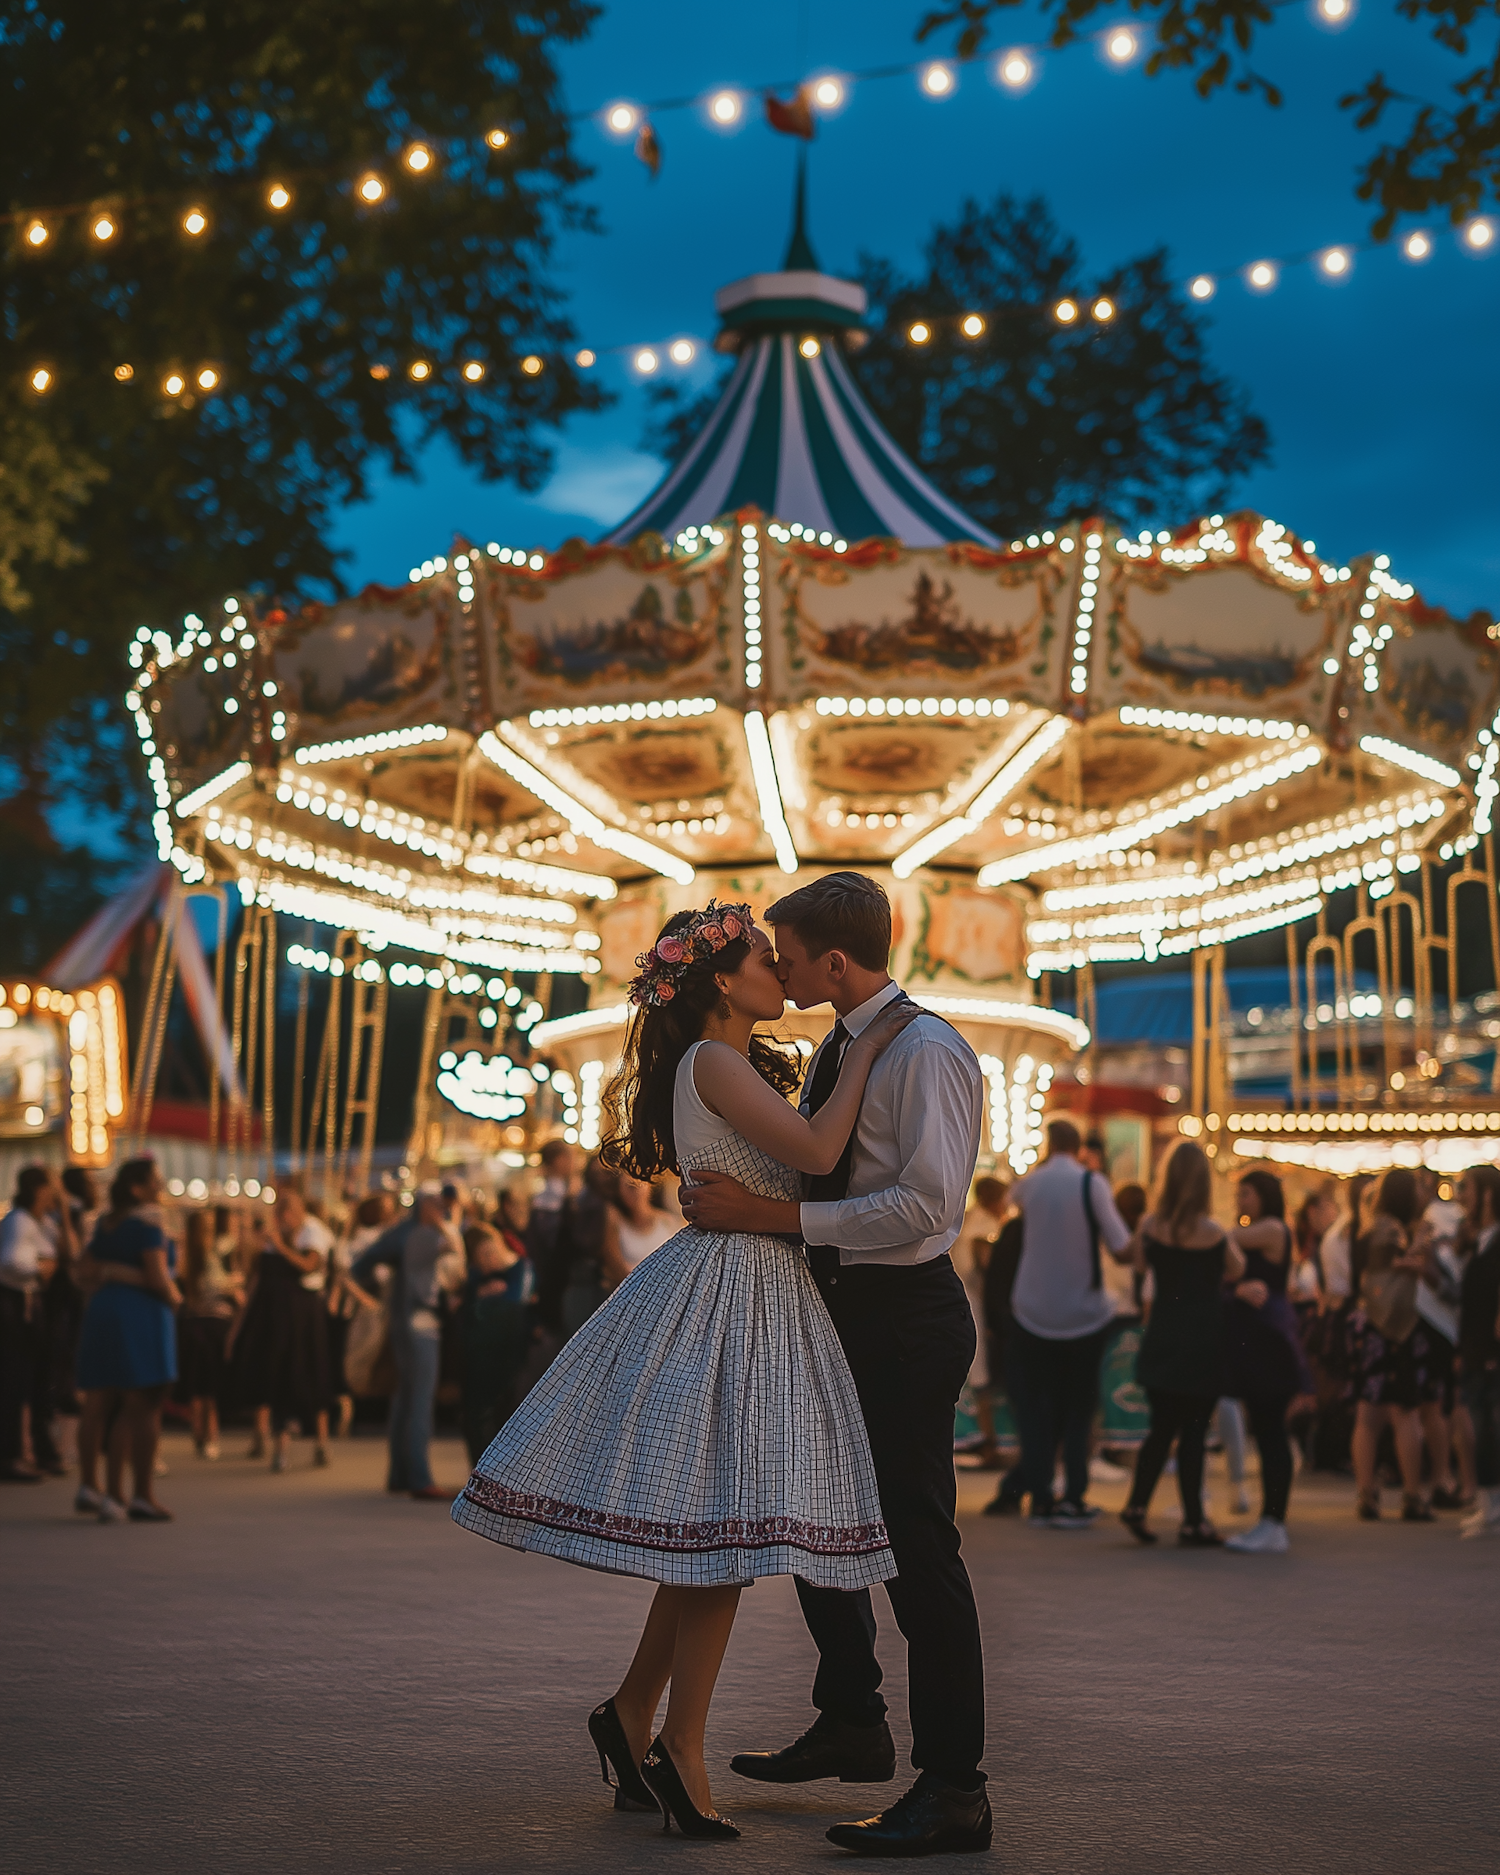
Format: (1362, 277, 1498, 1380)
(699, 1009, 756, 1057)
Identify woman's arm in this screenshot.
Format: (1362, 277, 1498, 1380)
(268, 1228, 323, 1275)
(140, 1247, 182, 1309)
(692, 1006, 919, 1176)
(1222, 1238, 1247, 1283)
(1127, 1217, 1151, 1275)
(82, 1255, 148, 1291)
(1229, 1217, 1289, 1264)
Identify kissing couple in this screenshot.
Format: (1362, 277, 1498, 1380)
(453, 872, 991, 1857)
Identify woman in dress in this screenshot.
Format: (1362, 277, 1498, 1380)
(606, 1172, 677, 1273)
(74, 1158, 181, 1522)
(177, 1207, 243, 1459)
(1121, 1143, 1246, 1546)
(1349, 1168, 1439, 1522)
(453, 901, 905, 1839)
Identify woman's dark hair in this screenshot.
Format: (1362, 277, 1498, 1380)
(1114, 1181, 1148, 1233)
(1238, 1168, 1285, 1221)
(1463, 1164, 1500, 1234)
(601, 909, 798, 1179)
(107, 1156, 157, 1219)
(14, 1164, 52, 1210)
(1375, 1167, 1420, 1229)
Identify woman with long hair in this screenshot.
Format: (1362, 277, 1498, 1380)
(1121, 1144, 1246, 1546)
(1349, 1168, 1440, 1521)
(176, 1208, 243, 1459)
(453, 901, 906, 1839)
(74, 1158, 181, 1521)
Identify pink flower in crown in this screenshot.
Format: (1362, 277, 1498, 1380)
(698, 922, 725, 951)
(720, 912, 744, 940)
(655, 935, 687, 965)
(655, 981, 676, 1003)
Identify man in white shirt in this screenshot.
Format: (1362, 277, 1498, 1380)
(1005, 1120, 1132, 1528)
(0, 1165, 70, 1482)
(680, 871, 990, 1859)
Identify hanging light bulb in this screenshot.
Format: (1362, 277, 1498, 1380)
(669, 339, 695, 364)
(196, 366, 219, 391)
(486, 128, 510, 150)
(408, 359, 432, 381)
(1402, 230, 1432, 261)
(404, 142, 433, 172)
(799, 336, 821, 357)
(163, 372, 186, 396)
(521, 354, 544, 376)
(1317, 0, 1352, 21)
(114, 363, 134, 382)
(920, 62, 955, 96)
(24, 219, 49, 247)
(29, 366, 53, 394)
(357, 172, 386, 204)
(182, 207, 209, 236)
(907, 321, 931, 344)
(1054, 299, 1079, 323)
(1463, 217, 1494, 250)
(266, 182, 293, 210)
(1106, 28, 1138, 61)
(1188, 274, 1216, 300)
(462, 360, 486, 382)
(709, 90, 741, 125)
(961, 313, 986, 338)
(1246, 260, 1278, 291)
(575, 349, 596, 368)
(812, 77, 845, 110)
(1318, 246, 1352, 278)
(606, 103, 639, 135)
(997, 51, 1032, 88)
(91, 214, 116, 242)
(635, 348, 659, 374)
(1092, 297, 1116, 321)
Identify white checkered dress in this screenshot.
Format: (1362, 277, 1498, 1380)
(452, 1111, 895, 1588)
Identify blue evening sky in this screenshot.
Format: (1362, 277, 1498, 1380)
(334, 0, 1499, 618)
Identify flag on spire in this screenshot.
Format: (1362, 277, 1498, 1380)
(763, 87, 815, 139)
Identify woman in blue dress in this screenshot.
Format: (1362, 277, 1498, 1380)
(75, 1158, 181, 1522)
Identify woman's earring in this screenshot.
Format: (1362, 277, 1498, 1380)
(717, 994, 732, 1020)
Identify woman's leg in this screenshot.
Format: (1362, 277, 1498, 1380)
(1176, 1397, 1216, 1527)
(105, 1396, 131, 1502)
(1418, 1402, 1453, 1494)
(1352, 1400, 1382, 1505)
(659, 1585, 743, 1815)
(1216, 1397, 1248, 1494)
(1393, 1407, 1425, 1501)
(77, 1390, 110, 1491)
(614, 1585, 684, 1767)
(1246, 1395, 1294, 1523)
(1127, 1390, 1184, 1514)
(1452, 1399, 1478, 1498)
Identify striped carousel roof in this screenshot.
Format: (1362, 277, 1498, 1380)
(607, 186, 998, 549)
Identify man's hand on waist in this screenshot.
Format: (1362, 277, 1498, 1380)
(679, 1171, 800, 1237)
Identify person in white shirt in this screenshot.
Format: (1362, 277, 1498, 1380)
(1005, 1120, 1133, 1528)
(0, 1165, 71, 1482)
(680, 871, 991, 1859)
(1414, 1170, 1476, 1509)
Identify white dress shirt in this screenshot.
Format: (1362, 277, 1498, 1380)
(0, 1208, 57, 1295)
(1008, 1154, 1131, 1340)
(798, 980, 984, 1267)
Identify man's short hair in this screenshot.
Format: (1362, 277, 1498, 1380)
(539, 1138, 573, 1169)
(1046, 1119, 1082, 1157)
(766, 871, 891, 972)
(974, 1176, 1008, 1208)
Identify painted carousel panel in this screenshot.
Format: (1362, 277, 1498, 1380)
(1354, 608, 1500, 773)
(270, 587, 455, 731)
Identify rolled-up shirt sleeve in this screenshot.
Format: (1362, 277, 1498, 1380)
(800, 1039, 982, 1254)
(1092, 1174, 1132, 1254)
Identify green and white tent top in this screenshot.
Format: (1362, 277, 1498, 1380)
(607, 185, 998, 550)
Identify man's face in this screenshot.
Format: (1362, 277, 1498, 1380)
(545, 1146, 577, 1185)
(277, 1195, 306, 1235)
(772, 927, 838, 1011)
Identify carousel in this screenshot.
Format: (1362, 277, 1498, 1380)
(115, 199, 1500, 1197)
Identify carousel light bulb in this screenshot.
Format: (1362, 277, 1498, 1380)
(1402, 229, 1432, 261)
(634, 348, 658, 373)
(1054, 298, 1079, 323)
(575, 349, 596, 367)
(521, 354, 544, 376)
(961, 313, 985, 338)
(486, 128, 510, 150)
(1092, 296, 1116, 321)
(669, 339, 695, 363)
(114, 363, 133, 381)
(907, 321, 931, 344)
(799, 336, 820, 357)
(1247, 260, 1278, 291)
(196, 366, 219, 390)
(998, 52, 1032, 87)
(462, 360, 486, 382)
(921, 62, 955, 96)
(1318, 246, 1351, 277)
(163, 372, 185, 395)
(1318, 0, 1350, 19)
(710, 90, 740, 124)
(24, 219, 49, 247)
(404, 142, 433, 172)
(409, 359, 431, 380)
(182, 207, 208, 235)
(29, 366, 52, 394)
(1188, 274, 1215, 300)
(607, 103, 639, 135)
(357, 172, 386, 203)
(813, 77, 844, 109)
(1463, 217, 1494, 250)
(91, 214, 116, 241)
(266, 182, 292, 210)
(1107, 28, 1137, 61)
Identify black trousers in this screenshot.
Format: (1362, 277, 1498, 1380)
(0, 1286, 58, 1470)
(1006, 1319, 1110, 1512)
(795, 1255, 985, 1787)
(1128, 1389, 1217, 1525)
(1243, 1392, 1294, 1522)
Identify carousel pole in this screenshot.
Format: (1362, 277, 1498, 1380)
(288, 928, 311, 1181)
(405, 982, 447, 1180)
(205, 887, 228, 1193)
(260, 910, 276, 1192)
(126, 880, 183, 1151)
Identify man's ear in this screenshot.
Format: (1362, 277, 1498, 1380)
(823, 947, 849, 982)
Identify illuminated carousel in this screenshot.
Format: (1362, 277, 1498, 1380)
(126, 207, 1500, 1192)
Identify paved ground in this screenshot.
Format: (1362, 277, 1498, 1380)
(7, 1429, 1498, 1874)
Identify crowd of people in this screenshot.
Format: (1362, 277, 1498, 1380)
(0, 1142, 684, 1519)
(956, 1120, 1500, 1547)
(3, 1122, 1499, 1543)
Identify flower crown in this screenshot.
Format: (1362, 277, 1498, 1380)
(628, 900, 755, 1008)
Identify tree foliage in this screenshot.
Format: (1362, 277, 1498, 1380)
(917, 0, 1500, 235)
(644, 192, 1269, 540)
(0, 0, 603, 940)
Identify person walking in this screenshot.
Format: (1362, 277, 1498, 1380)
(1120, 1143, 1245, 1546)
(352, 1187, 464, 1499)
(953, 1176, 1008, 1470)
(1456, 1164, 1500, 1538)
(457, 1222, 534, 1465)
(456, 897, 905, 1841)
(74, 1159, 180, 1521)
(1223, 1169, 1312, 1553)
(1003, 1119, 1133, 1529)
(176, 1207, 243, 1459)
(679, 874, 993, 1856)
(0, 1166, 72, 1482)
(239, 1192, 335, 1473)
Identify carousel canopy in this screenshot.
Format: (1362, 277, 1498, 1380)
(607, 188, 997, 551)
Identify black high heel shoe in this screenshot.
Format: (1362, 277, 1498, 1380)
(640, 1736, 741, 1839)
(588, 1700, 660, 1813)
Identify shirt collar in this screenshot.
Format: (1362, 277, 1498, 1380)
(841, 979, 902, 1041)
